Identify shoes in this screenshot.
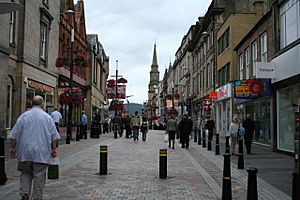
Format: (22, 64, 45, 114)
(181, 146, 185, 148)
(172, 146, 174, 149)
(169, 144, 171, 148)
(186, 146, 189, 149)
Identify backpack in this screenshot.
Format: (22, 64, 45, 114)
(238, 125, 245, 137)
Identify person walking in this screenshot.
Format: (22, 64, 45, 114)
(124, 114, 132, 138)
(9, 95, 61, 200)
(80, 111, 88, 139)
(50, 108, 62, 134)
(166, 115, 177, 149)
(205, 115, 215, 142)
(179, 114, 193, 148)
(130, 111, 141, 141)
(242, 114, 255, 154)
(140, 116, 149, 141)
(229, 116, 241, 155)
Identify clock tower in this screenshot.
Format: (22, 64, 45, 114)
(148, 44, 160, 102)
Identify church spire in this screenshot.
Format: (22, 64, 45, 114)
(151, 43, 158, 67)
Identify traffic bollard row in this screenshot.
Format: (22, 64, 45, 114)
(99, 145, 108, 175)
(222, 153, 232, 200)
(159, 149, 167, 179)
(247, 167, 258, 200)
(194, 130, 197, 143)
(202, 130, 206, 148)
(238, 139, 244, 169)
(215, 134, 220, 155)
(225, 136, 230, 154)
(198, 129, 202, 145)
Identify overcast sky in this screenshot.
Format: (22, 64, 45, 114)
(84, 0, 211, 104)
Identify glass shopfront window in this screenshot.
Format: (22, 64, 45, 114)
(26, 88, 53, 113)
(243, 98, 271, 145)
(277, 84, 300, 152)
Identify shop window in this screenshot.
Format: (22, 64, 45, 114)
(277, 84, 300, 152)
(26, 89, 34, 109)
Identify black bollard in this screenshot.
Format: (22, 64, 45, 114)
(238, 139, 244, 169)
(215, 134, 220, 155)
(202, 130, 206, 148)
(247, 167, 258, 200)
(207, 139, 212, 151)
(194, 130, 197, 143)
(66, 124, 71, 144)
(293, 172, 299, 200)
(76, 124, 80, 141)
(222, 153, 232, 200)
(225, 136, 230, 154)
(0, 138, 7, 185)
(159, 149, 167, 179)
(99, 145, 108, 175)
(198, 129, 201, 145)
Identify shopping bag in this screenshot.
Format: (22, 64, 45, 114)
(48, 157, 59, 179)
(164, 134, 169, 143)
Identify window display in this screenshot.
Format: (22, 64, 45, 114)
(277, 84, 300, 152)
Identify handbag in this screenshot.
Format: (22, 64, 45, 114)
(164, 133, 169, 143)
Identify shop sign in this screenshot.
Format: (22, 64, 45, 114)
(234, 79, 271, 99)
(28, 80, 54, 93)
(209, 91, 218, 99)
(256, 62, 276, 79)
(216, 83, 232, 101)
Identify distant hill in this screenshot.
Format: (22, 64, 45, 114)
(124, 103, 143, 115)
(108, 103, 143, 116)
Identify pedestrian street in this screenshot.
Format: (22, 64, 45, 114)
(1, 130, 291, 200)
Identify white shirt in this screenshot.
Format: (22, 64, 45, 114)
(9, 107, 61, 164)
(51, 110, 62, 123)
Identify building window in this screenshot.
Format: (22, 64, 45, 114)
(245, 47, 250, 79)
(40, 23, 48, 61)
(93, 57, 97, 84)
(260, 32, 267, 62)
(280, 0, 300, 49)
(218, 27, 230, 54)
(211, 59, 214, 87)
(239, 54, 244, 80)
(218, 63, 230, 86)
(9, 12, 16, 45)
(251, 41, 258, 77)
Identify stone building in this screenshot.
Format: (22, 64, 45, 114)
(57, 0, 88, 126)
(4, 0, 60, 131)
(87, 34, 109, 123)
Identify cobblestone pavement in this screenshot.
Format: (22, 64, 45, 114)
(0, 130, 292, 200)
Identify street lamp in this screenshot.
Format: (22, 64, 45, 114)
(65, 9, 74, 144)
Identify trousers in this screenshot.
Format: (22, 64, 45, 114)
(18, 161, 48, 200)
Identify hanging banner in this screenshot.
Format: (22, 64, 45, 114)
(234, 79, 271, 99)
(107, 85, 126, 99)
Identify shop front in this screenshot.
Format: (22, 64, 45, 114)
(233, 79, 272, 146)
(276, 83, 300, 152)
(215, 83, 232, 135)
(26, 79, 54, 113)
